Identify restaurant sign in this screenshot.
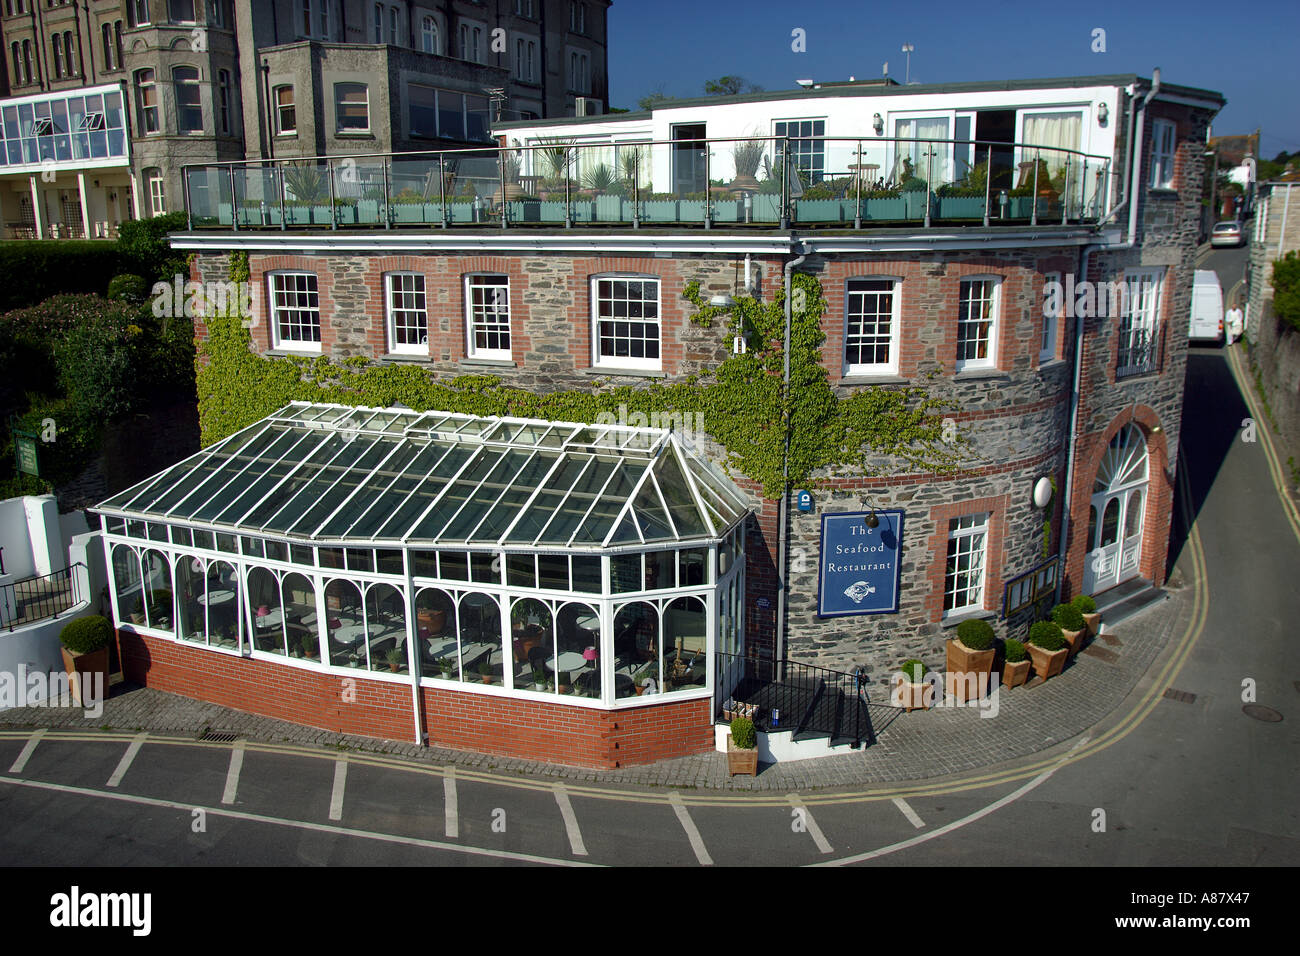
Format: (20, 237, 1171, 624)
(817, 510, 904, 617)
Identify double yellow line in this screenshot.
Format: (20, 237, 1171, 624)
(1227, 344, 1300, 546)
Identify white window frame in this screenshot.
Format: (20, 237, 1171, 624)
(842, 277, 900, 376)
(943, 512, 989, 617)
(173, 65, 203, 134)
(956, 276, 1000, 372)
(465, 274, 512, 361)
(274, 85, 296, 134)
(1116, 267, 1163, 378)
(334, 82, 369, 133)
(1040, 271, 1060, 364)
(130, 0, 150, 26)
(568, 49, 590, 94)
(268, 272, 323, 353)
(1149, 119, 1176, 189)
(421, 15, 439, 54)
(592, 275, 661, 372)
(386, 272, 429, 356)
(136, 69, 159, 135)
(145, 168, 165, 215)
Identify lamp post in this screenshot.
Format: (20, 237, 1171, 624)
(901, 44, 914, 85)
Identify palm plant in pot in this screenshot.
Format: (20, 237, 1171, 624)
(1051, 602, 1087, 658)
(1072, 593, 1101, 635)
(727, 715, 759, 776)
(946, 618, 996, 702)
(893, 659, 932, 711)
(59, 614, 113, 706)
(730, 137, 766, 194)
(1001, 638, 1031, 689)
(1026, 620, 1068, 682)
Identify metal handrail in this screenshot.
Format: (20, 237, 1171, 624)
(2, 562, 85, 632)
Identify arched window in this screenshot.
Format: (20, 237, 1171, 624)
(366, 583, 406, 674)
(113, 545, 142, 624)
(459, 592, 501, 685)
(247, 566, 286, 656)
(282, 572, 318, 660)
(559, 602, 600, 698)
(510, 597, 553, 691)
(206, 560, 239, 649)
(421, 16, 438, 54)
(173, 66, 203, 132)
(614, 602, 658, 699)
(142, 549, 174, 633)
(416, 587, 456, 678)
(176, 555, 205, 643)
(324, 579, 365, 669)
(662, 596, 706, 692)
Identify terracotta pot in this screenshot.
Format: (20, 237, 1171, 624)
(1082, 612, 1101, 635)
(1026, 643, 1068, 681)
(946, 639, 996, 702)
(1060, 627, 1084, 658)
(418, 607, 446, 636)
(60, 646, 109, 706)
(727, 737, 759, 776)
(1002, 658, 1031, 689)
(480, 674, 494, 684)
(892, 677, 933, 711)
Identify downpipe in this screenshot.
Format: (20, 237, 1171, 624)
(775, 247, 807, 667)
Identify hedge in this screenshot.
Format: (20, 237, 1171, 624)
(0, 241, 123, 312)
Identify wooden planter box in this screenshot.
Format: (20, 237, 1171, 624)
(1060, 627, 1085, 658)
(1082, 612, 1101, 635)
(60, 646, 109, 706)
(860, 196, 906, 220)
(1002, 658, 1031, 689)
(794, 199, 848, 223)
(933, 195, 987, 219)
(945, 639, 996, 702)
(727, 737, 759, 776)
(1026, 643, 1068, 681)
(892, 677, 933, 711)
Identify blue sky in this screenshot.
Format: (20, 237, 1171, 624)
(607, 0, 1300, 158)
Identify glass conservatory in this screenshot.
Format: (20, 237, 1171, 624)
(93, 403, 749, 709)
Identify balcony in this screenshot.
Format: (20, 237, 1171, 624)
(181, 135, 1113, 232)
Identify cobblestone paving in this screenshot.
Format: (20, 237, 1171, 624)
(0, 587, 1190, 792)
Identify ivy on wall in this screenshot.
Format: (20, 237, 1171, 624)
(197, 254, 964, 499)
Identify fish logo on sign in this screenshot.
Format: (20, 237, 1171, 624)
(843, 581, 876, 604)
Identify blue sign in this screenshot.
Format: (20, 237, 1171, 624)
(796, 490, 812, 512)
(816, 510, 904, 617)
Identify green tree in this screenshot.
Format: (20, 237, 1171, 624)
(636, 85, 673, 111)
(704, 76, 762, 96)
(1272, 251, 1300, 332)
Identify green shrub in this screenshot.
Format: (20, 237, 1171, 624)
(107, 274, 149, 304)
(1028, 620, 1065, 651)
(901, 176, 929, 192)
(116, 212, 188, 286)
(1051, 602, 1085, 632)
(60, 615, 113, 654)
(1003, 638, 1027, 663)
(1271, 251, 1300, 332)
(898, 659, 927, 682)
(1071, 594, 1097, 614)
(730, 716, 756, 749)
(955, 618, 995, 650)
(0, 241, 124, 312)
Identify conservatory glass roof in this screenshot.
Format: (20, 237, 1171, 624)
(95, 403, 749, 550)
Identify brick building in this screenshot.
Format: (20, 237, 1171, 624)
(91, 71, 1224, 768)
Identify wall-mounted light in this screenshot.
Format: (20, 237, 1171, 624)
(1033, 476, 1054, 509)
(1097, 101, 1109, 126)
(873, 113, 884, 136)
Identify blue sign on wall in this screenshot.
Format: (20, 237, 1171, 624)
(796, 490, 812, 512)
(816, 510, 904, 617)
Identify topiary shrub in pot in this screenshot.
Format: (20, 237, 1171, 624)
(947, 618, 996, 702)
(893, 659, 933, 711)
(1026, 620, 1068, 682)
(58, 614, 113, 706)
(1002, 638, 1031, 689)
(1051, 602, 1087, 657)
(1071, 593, 1101, 635)
(727, 716, 759, 776)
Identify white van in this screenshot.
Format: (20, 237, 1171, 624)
(1188, 270, 1223, 344)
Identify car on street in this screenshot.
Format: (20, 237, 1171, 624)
(1210, 221, 1245, 247)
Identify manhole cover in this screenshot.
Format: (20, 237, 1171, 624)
(1242, 704, 1283, 723)
(198, 729, 241, 742)
(1164, 688, 1196, 704)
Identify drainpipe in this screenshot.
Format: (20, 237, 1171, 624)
(775, 245, 807, 665)
(1126, 69, 1161, 249)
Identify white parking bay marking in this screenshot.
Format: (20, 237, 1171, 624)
(222, 741, 245, 805)
(444, 766, 458, 838)
(106, 733, 147, 788)
(788, 793, 832, 854)
(329, 759, 348, 821)
(553, 783, 587, 856)
(669, 791, 712, 866)
(8, 729, 45, 774)
(892, 797, 925, 829)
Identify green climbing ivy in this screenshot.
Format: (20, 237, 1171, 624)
(196, 259, 964, 499)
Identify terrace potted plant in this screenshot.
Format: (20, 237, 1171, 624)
(438, 658, 455, 680)
(1026, 621, 1068, 682)
(893, 659, 933, 711)
(1051, 602, 1087, 658)
(478, 661, 494, 684)
(301, 631, 319, 661)
(1072, 593, 1101, 635)
(730, 137, 766, 195)
(385, 647, 404, 673)
(59, 615, 113, 706)
(727, 716, 759, 777)
(946, 618, 996, 702)
(1001, 638, 1031, 689)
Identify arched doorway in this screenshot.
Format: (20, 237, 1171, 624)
(1084, 424, 1148, 594)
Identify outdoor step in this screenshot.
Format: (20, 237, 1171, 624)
(1097, 582, 1167, 628)
(1092, 577, 1151, 614)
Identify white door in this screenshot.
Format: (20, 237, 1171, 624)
(1083, 425, 1148, 594)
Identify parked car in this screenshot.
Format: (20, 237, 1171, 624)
(1188, 270, 1224, 345)
(1210, 221, 1245, 247)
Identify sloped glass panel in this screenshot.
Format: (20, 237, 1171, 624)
(269, 436, 387, 535)
(406, 447, 507, 541)
(439, 449, 538, 542)
(258, 435, 381, 534)
(378, 444, 478, 541)
(571, 462, 642, 545)
(505, 455, 594, 545)
(242, 433, 352, 529)
(216, 429, 333, 526)
(627, 478, 675, 543)
(534, 457, 622, 546)
(653, 450, 709, 538)
(471, 450, 563, 543)
(150, 425, 286, 519)
(314, 441, 425, 539)
(103, 421, 267, 512)
(345, 440, 454, 540)
(609, 512, 640, 545)
(192, 428, 320, 523)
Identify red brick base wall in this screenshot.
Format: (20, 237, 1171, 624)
(119, 629, 715, 769)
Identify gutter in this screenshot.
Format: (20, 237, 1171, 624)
(775, 245, 807, 665)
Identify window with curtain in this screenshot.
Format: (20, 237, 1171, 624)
(1022, 110, 1082, 185)
(893, 116, 949, 186)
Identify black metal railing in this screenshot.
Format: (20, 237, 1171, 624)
(1, 563, 84, 632)
(715, 650, 890, 749)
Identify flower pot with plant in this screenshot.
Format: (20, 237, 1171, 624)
(59, 615, 113, 706)
(385, 647, 404, 673)
(727, 716, 759, 776)
(1072, 593, 1101, 635)
(729, 137, 766, 195)
(893, 659, 933, 711)
(1001, 638, 1031, 689)
(1026, 621, 1068, 681)
(1051, 602, 1087, 658)
(478, 660, 494, 684)
(946, 618, 996, 702)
